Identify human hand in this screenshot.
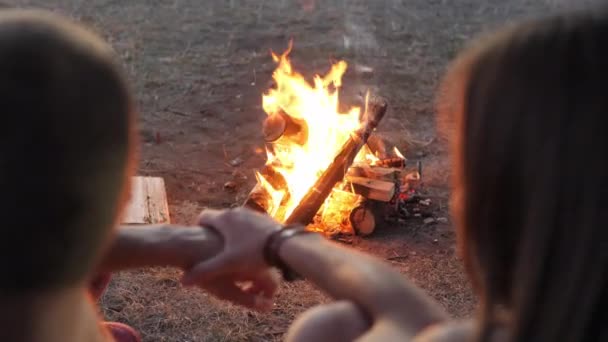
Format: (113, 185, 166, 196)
(181, 208, 282, 311)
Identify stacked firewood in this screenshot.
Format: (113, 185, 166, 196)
(244, 96, 427, 237)
(337, 157, 421, 236)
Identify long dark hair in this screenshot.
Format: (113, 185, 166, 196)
(439, 10, 608, 342)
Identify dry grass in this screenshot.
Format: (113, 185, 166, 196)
(5, 0, 604, 340)
(101, 268, 329, 342)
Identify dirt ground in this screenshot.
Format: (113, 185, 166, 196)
(7, 0, 601, 341)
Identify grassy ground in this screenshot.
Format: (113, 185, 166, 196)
(6, 0, 602, 340)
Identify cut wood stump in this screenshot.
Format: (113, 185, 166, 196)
(121, 176, 170, 224)
(350, 201, 376, 236)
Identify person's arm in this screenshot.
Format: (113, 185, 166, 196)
(279, 232, 448, 337)
(96, 225, 222, 273)
(182, 208, 449, 340)
(95, 224, 278, 311)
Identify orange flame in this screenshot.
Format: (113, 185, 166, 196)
(393, 147, 405, 159)
(356, 144, 381, 165)
(259, 43, 369, 223)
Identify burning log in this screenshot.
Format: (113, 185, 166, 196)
(283, 95, 388, 225)
(346, 176, 396, 202)
(365, 135, 388, 159)
(244, 183, 274, 213)
(263, 111, 308, 145)
(243, 44, 398, 234)
(349, 198, 376, 236)
(244, 164, 288, 214)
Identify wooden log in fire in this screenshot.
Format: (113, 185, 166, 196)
(346, 176, 396, 202)
(283, 95, 388, 225)
(348, 165, 402, 182)
(349, 198, 376, 236)
(244, 164, 288, 214)
(244, 183, 274, 214)
(263, 111, 308, 145)
(365, 135, 388, 159)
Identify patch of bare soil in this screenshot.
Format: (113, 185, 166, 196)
(6, 0, 602, 340)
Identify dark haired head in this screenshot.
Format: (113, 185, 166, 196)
(439, 10, 608, 342)
(0, 10, 135, 293)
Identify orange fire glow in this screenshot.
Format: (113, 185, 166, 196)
(257, 43, 374, 228)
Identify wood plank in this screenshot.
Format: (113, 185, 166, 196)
(348, 165, 401, 181)
(346, 176, 396, 202)
(121, 176, 170, 224)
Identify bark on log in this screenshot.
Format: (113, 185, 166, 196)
(350, 200, 376, 236)
(365, 135, 388, 159)
(283, 95, 388, 225)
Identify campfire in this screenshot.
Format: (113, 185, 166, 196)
(245, 44, 422, 236)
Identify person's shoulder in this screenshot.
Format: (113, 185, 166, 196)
(412, 320, 476, 342)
